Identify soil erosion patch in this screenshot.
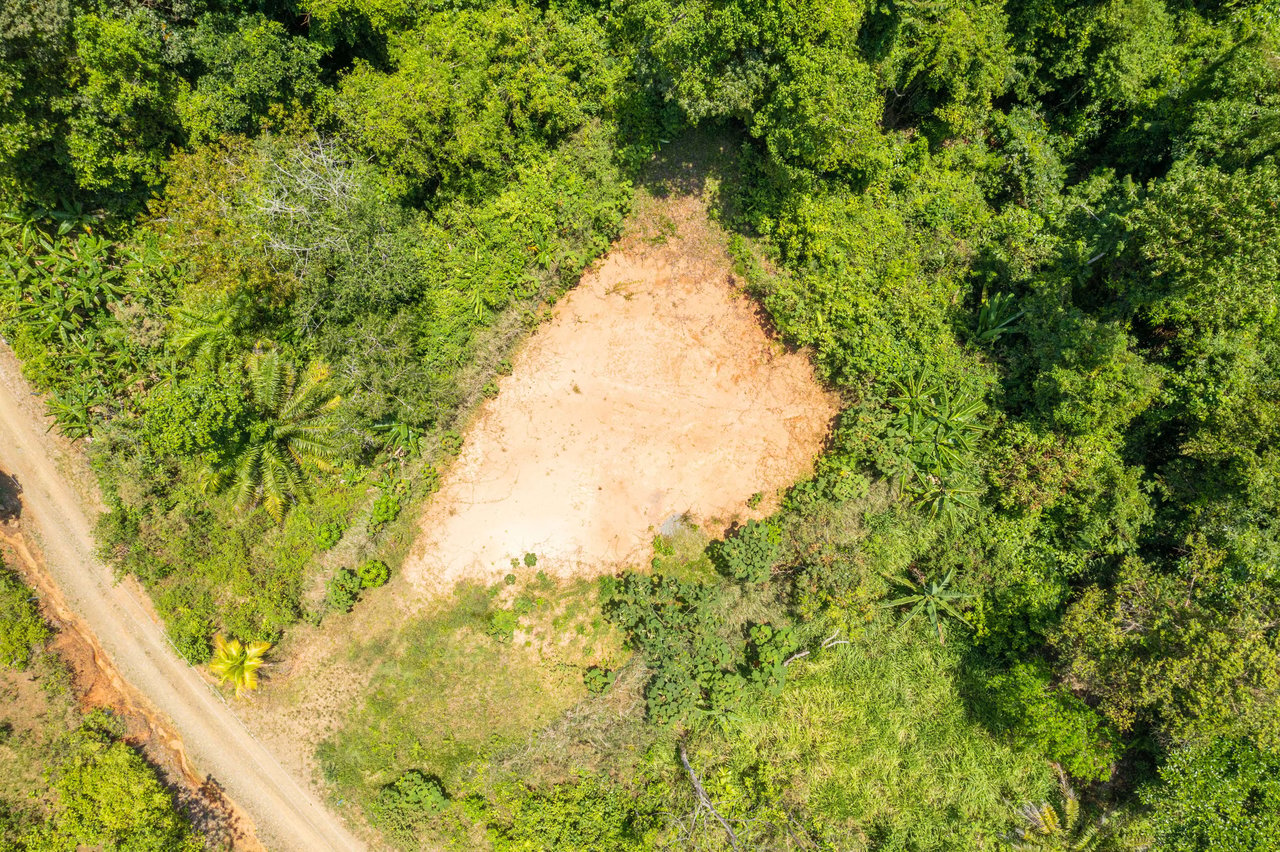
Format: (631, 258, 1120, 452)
(404, 190, 838, 594)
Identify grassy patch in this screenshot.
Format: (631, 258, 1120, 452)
(689, 620, 1054, 850)
(317, 573, 624, 840)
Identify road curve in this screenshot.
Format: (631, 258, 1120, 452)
(0, 345, 365, 852)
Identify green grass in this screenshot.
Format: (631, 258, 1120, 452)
(688, 620, 1053, 850)
(317, 574, 624, 843)
(0, 652, 76, 818)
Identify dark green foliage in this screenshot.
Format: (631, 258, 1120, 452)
(745, 623, 795, 694)
(708, 519, 779, 583)
(881, 568, 973, 644)
(0, 559, 49, 669)
(367, 770, 447, 840)
(1142, 739, 1280, 852)
(986, 663, 1118, 782)
(180, 13, 325, 144)
(358, 559, 389, 589)
(326, 568, 362, 613)
(602, 572, 777, 725)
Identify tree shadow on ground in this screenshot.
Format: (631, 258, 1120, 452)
(0, 470, 21, 522)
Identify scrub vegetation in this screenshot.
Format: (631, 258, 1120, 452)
(2, 0, 1279, 849)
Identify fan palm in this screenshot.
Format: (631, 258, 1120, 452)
(209, 634, 271, 697)
(1009, 766, 1109, 851)
(206, 351, 340, 522)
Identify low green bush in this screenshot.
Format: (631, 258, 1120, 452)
(367, 770, 448, 839)
(0, 561, 50, 669)
(358, 559, 390, 589)
(708, 519, 780, 584)
(326, 569, 362, 613)
(314, 522, 344, 550)
(367, 494, 401, 535)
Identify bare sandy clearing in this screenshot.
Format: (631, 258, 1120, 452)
(404, 192, 838, 594)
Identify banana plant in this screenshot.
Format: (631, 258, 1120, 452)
(977, 291, 1024, 344)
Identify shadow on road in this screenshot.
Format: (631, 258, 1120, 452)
(0, 470, 21, 522)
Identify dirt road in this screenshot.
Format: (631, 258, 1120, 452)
(0, 345, 364, 852)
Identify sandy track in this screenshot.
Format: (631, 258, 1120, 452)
(0, 345, 364, 852)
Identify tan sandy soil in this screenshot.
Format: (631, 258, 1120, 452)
(403, 191, 839, 594)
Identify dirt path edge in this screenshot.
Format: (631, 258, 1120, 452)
(0, 343, 365, 852)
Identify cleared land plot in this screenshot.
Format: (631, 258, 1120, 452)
(403, 191, 838, 594)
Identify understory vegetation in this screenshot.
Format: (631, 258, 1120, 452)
(3, 0, 1279, 849)
(0, 553, 198, 850)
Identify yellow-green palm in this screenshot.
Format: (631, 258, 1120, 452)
(1009, 767, 1108, 851)
(209, 633, 271, 697)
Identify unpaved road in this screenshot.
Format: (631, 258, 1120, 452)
(0, 345, 364, 852)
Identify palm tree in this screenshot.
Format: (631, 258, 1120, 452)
(206, 351, 340, 522)
(209, 634, 271, 697)
(1009, 766, 1110, 851)
(881, 566, 972, 644)
(170, 291, 249, 368)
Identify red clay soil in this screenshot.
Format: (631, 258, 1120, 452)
(0, 525, 262, 849)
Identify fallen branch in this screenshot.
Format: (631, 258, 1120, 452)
(679, 741, 741, 851)
(784, 632, 850, 667)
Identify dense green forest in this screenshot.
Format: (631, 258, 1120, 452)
(2, 0, 1280, 848)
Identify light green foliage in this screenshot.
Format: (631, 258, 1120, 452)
(314, 521, 343, 550)
(700, 623, 1053, 849)
(179, 14, 325, 143)
(1141, 739, 1280, 852)
(484, 778, 661, 852)
(68, 11, 180, 193)
(1124, 159, 1280, 334)
(0, 560, 49, 669)
(358, 559, 390, 589)
(209, 633, 270, 697)
(367, 492, 401, 535)
(36, 712, 200, 851)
